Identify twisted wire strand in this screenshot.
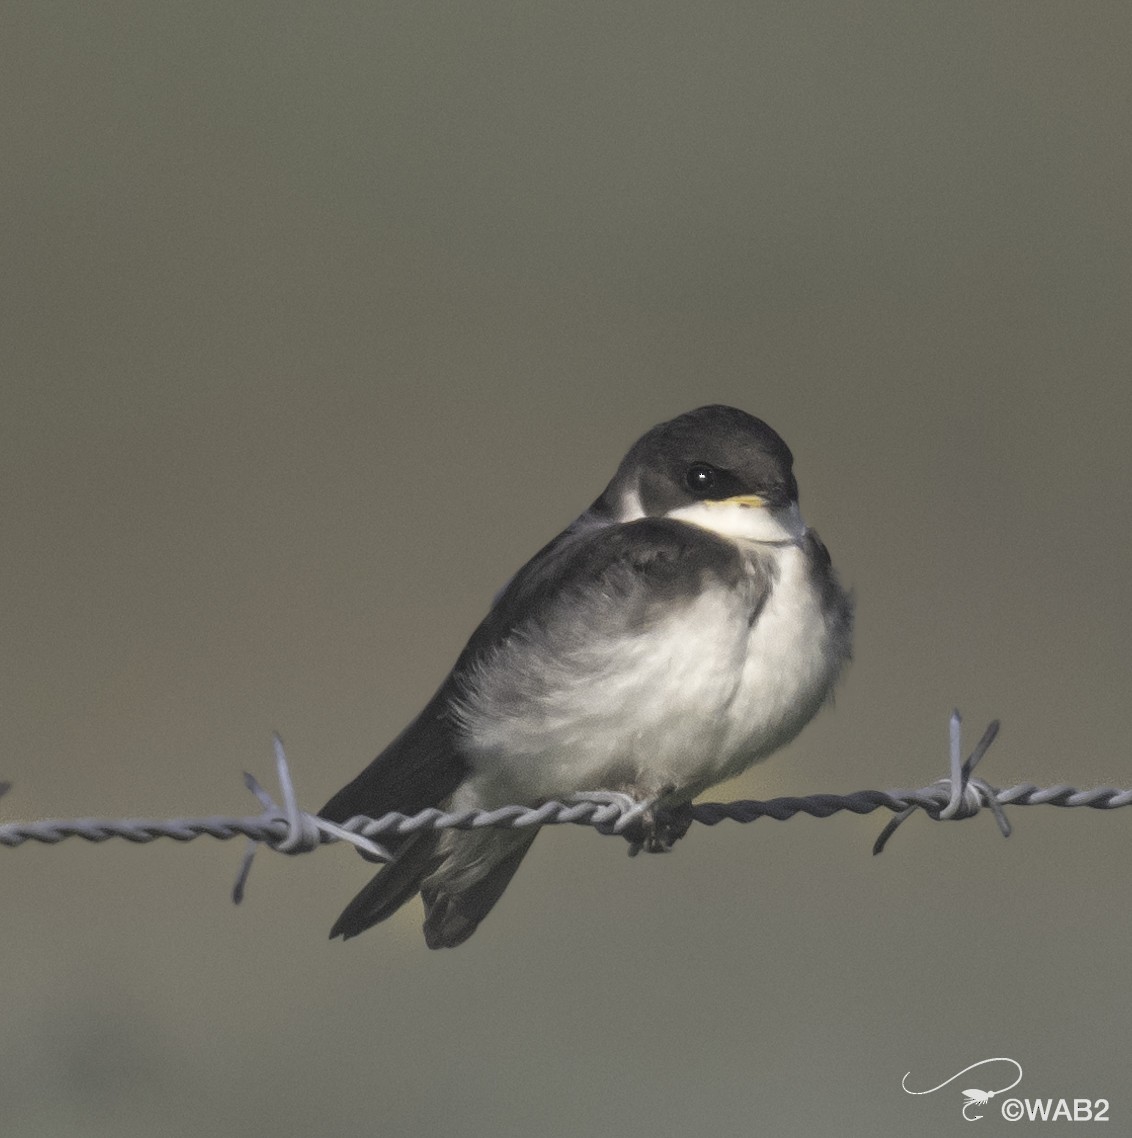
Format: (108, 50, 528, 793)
(0, 714, 1127, 901)
(4, 782, 1130, 850)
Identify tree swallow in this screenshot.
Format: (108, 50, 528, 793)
(320, 405, 853, 948)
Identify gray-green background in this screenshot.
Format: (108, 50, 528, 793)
(2, 4, 1129, 1135)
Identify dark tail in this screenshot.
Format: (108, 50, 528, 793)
(328, 829, 540, 948)
(329, 831, 443, 940)
(421, 831, 539, 948)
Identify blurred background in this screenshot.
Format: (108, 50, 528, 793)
(1, 3, 1129, 1135)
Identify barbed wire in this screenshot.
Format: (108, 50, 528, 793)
(0, 712, 1128, 903)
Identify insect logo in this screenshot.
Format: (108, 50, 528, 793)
(902, 1057, 1024, 1121)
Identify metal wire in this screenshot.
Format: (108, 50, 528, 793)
(0, 713, 1128, 904)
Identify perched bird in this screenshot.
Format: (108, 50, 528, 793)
(320, 405, 852, 948)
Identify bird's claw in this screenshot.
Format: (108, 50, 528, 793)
(622, 795, 695, 857)
(568, 787, 695, 854)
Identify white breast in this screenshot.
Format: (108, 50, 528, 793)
(455, 538, 842, 808)
(711, 541, 841, 783)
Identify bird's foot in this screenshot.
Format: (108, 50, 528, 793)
(622, 794, 695, 856)
(571, 785, 694, 856)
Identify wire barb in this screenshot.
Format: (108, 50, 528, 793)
(232, 735, 394, 902)
(872, 712, 1010, 854)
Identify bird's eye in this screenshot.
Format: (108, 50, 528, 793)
(684, 463, 718, 497)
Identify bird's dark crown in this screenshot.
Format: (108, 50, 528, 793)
(598, 404, 799, 518)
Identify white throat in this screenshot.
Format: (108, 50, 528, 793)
(665, 499, 807, 545)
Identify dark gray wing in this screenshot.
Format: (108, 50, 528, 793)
(319, 516, 750, 824)
(468, 514, 753, 650)
(318, 687, 465, 826)
(321, 516, 755, 945)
